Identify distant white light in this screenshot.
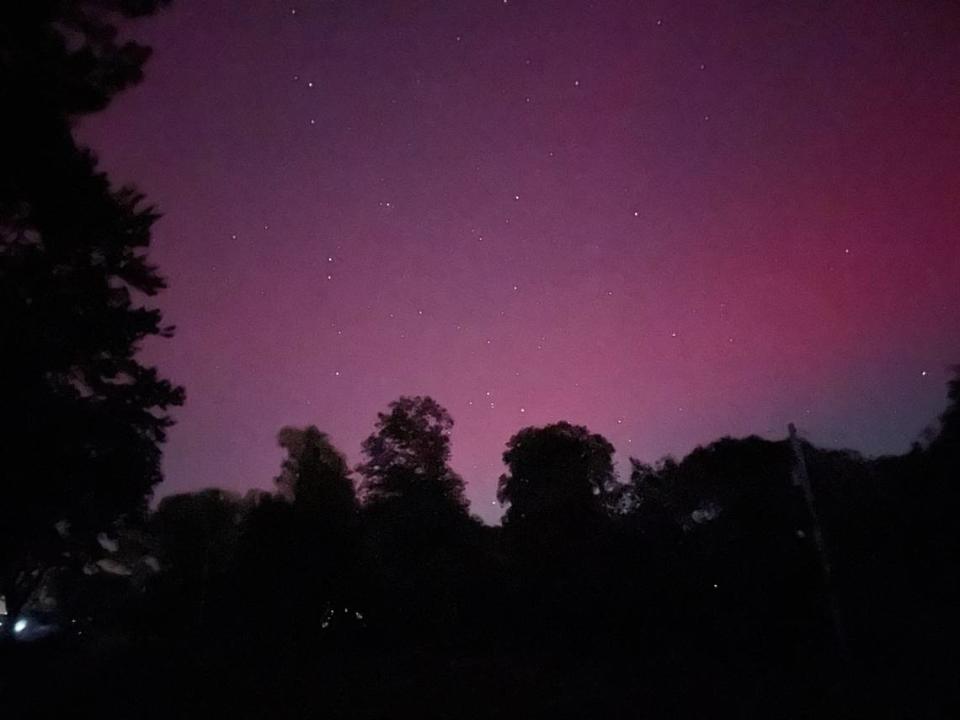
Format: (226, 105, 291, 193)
(14, 618, 27, 634)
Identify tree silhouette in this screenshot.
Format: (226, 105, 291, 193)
(0, 0, 181, 616)
(276, 425, 359, 525)
(356, 397, 477, 639)
(151, 489, 243, 632)
(498, 421, 617, 540)
(357, 396, 468, 515)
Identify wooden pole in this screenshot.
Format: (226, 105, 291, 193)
(788, 423, 847, 660)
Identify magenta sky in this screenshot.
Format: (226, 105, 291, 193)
(78, 0, 960, 522)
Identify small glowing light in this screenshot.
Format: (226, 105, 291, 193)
(921, 370, 928, 377)
(513, 194, 520, 201)
(520, 407, 526, 413)
(712, 583, 718, 589)
(14, 618, 27, 634)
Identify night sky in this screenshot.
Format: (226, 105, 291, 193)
(78, 0, 960, 522)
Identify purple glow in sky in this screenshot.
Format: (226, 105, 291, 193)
(78, 0, 960, 522)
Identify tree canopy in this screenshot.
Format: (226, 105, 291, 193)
(356, 395, 468, 515)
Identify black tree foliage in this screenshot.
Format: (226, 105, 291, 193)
(0, 0, 182, 616)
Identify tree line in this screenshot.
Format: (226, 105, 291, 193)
(2, 3, 958, 717)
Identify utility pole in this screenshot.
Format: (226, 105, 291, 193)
(788, 423, 847, 660)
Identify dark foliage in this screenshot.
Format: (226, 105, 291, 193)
(0, 0, 182, 618)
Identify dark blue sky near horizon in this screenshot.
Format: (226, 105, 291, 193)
(78, 0, 960, 522)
